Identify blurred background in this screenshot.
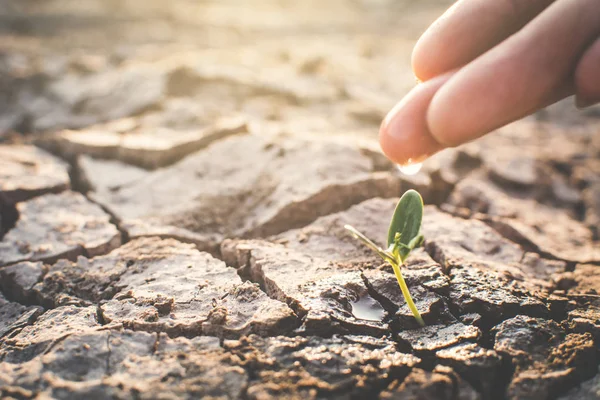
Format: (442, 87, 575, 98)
(1, 0, 597, 141)
(0, 0, 483, 143)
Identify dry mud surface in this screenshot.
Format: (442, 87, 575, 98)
(1, 1, 600, 399)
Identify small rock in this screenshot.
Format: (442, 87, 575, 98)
(396, 322, 481, 353)
(0, 306, 100, 363)
(381, 366, 481, 400)
(0, 192, 121, 266)
(554, 264, 600, 296)
(446, 266, 548, 327)
(436, 343, 504, 399)
(0, 261, 46, 304)
(559, 367, 600, 400)
(568, 306, 600, 341)
(0, 145, 70, 204)
(493, 315, 597, 399)
(560, 265, 600, 342)
(0, 293, 42, 339)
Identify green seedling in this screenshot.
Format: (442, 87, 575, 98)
(344, 190, 425, 326)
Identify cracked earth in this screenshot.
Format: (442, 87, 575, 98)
(1, 1, 600, 399)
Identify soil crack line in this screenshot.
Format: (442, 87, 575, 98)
(105, 331, 112, 376)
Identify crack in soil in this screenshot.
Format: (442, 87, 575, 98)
(230, 261, 305, 329)
(0, 199, 19, 241)
(104, 331, 112, 376)
(67, 155, 131, 245)
(96, 305, 107, 325)
(360, 270, 397, 324)
(0, 262, 48, 309)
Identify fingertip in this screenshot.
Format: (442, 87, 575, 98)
(411, 34, 441, 82)
(379, 75, 452, 165)
(411, 1, 462, 82)
(379, 121, 432, 166)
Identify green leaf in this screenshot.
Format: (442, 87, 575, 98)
(387, 190, 424, 262)
(407, 234, 424, 250)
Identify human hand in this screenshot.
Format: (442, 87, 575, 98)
(380, 0, 600, 166)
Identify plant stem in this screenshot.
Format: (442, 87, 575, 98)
(390, 261, 425, 327)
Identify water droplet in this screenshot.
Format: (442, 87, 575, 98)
(397, 161, 423, 176)
(351, 294, 386, 322)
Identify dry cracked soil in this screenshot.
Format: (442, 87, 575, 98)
(1, 1, 600, 399)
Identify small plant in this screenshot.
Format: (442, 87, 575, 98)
(345, 189, 425, 326)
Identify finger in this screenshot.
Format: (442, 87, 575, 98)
(576, 36, 600, 108)
(380, 76, 571, 167)
(379, 72, 454, 166)
(412, 0, 555, 81)
(427, 0, 600, 148)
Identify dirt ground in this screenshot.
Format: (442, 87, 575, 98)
(1, 1, 600, 399)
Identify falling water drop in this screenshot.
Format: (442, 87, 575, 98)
(397, 161, 423, 176)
